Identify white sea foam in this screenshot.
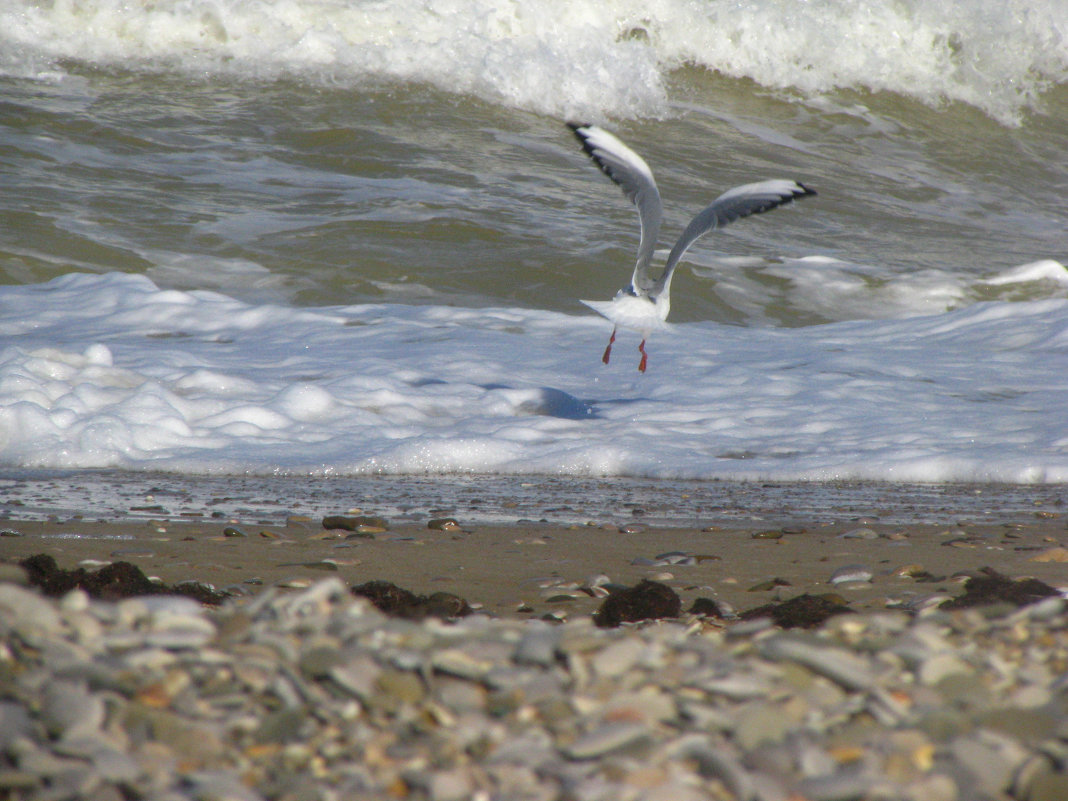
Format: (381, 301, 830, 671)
(690, 257, 1068, 325)
(2, 0, 1064, 122)
(1, 271, 1065, 482)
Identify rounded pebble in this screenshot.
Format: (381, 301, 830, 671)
(830, 564, 875, 585)
(0, 569, 1065, 801)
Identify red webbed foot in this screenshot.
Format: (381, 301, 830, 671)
(602, 328, 617, 365)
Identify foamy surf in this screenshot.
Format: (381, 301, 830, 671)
(689, 257, 1068, 325)
(2, 0, 1065, 123)
(1, 272, 1065, 482)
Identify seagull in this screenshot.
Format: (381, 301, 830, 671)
(569, 123, 816, 372)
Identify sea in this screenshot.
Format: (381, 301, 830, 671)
(2, 0, 1067, 503)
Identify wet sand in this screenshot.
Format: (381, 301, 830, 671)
(2, 493, 1067, 618)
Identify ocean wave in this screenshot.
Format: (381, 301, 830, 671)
(2, 0, 1065, 123)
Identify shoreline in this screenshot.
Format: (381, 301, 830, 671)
(2, 500, 1066, 620)
(2, 470, 1066, 525)
(2, 472, 1065, 619)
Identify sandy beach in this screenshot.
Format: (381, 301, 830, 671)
(2, 474, 1066, 618)
(6, 475, 1068, 801)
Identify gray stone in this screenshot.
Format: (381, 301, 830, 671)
(91, 748, 141, 783)
(41, 680, 105, 740)
(761, 635, 875, 692)
(0, 702, 33, 750)
(514, 624, 560, 666)
(564, 722, 650, 759)
(0, 583, 62, 635)
(590, 636, 645, 678)
(838, 527, 879, 539)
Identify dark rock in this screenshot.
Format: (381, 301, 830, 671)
(940, 568, 1059, 610)
(18, 553, 226, 605)
(594, 579, 681, 628)
(322, 515, 389, 531)
(351, 580, 471, 620)
(740, 593, 854, 629)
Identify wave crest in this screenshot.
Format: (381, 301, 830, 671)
(3, 0, 1065, 123)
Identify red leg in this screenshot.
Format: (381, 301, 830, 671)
(602, 328, 617, 365)
(638, 339, 648, 373)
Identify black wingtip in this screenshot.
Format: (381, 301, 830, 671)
(797, 183, 818, 198)
(567, 122, 609, 174)
(566, 122, 594, 152)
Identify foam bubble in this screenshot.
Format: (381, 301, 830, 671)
(273, 384, 337, 421)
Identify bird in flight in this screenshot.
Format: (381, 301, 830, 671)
(569, 123, 816, 372)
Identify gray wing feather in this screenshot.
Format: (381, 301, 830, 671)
(569, 123, 663, 292)
(655, 180, 816, 294)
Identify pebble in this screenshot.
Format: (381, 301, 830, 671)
(919, 652, 973, 685)
(514, 624, 560, 666)
(751, 529, 783, 540)
(651, 551, 697, 565)
(838, 526, 879, 539)
(580, 573, 612, 598)
(829, 564, 875, 585)
(277, 559, 340, 571)
(892, 563, 928, 578)
(590, 636, 646, 677)
(564, 721, 650, 759)
(1028, 546, 1068, 563)
(3, 574, 1068, 801)
(78, 558, 113, 568)
(40, 679, 106, 740)
(427, 517, 463, 531)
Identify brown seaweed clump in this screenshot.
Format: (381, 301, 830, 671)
(19, 553, 225, 605)
(740, 593, 855, 630)
(940, 568, 1060, 610)
(352, 579, 472, 620)
(594, 579, 682, 628)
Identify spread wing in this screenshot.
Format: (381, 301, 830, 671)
(569, 123, 663, 293)
(655, 180, 816, 294)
